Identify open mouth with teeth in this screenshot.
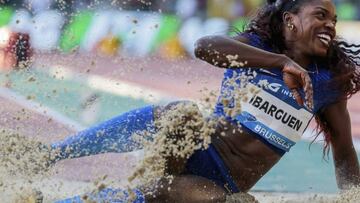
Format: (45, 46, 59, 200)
(317, 33, 332, 47)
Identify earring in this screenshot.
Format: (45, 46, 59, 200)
(287, 23, 295, 31)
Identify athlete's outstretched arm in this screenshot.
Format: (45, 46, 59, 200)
(194, 35, 287, 69)
(194, 34, 314, 109)
(323, 100, 360, 189)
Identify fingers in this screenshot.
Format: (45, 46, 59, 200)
(290, 88, 304, 106)
(300, 73, 314, 110)
(283, 64, 305, 76)
(283, 61, 314, 110)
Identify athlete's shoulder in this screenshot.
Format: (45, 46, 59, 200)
(233, 32, 272, 52)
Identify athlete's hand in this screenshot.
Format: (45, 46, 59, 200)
(281, 58, 313, 110)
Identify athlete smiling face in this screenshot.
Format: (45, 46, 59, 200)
(283, 0, 337, 59)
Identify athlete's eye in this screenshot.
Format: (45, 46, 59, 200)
(316, 12, 326, 19)
(332, 19, 338, 26)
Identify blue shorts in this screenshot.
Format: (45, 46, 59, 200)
(55, 146, 239, 203)
(183, 114, 285, 194)
(184, 144, 240, 193)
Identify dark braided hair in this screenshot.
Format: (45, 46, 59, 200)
(245, 0, 360, 156)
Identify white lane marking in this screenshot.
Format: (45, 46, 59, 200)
(47, 65, 177, 103)
(0, 86, 84, 131)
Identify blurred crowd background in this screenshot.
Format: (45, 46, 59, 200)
(0, 0, 359, 69)
(2, 0, 360, 20)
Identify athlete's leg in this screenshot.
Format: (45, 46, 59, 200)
(54, 175, 226, 203)
(54, 188, 145, 203)
(51, 105, 156, 161)
(50, 101, 197, 161)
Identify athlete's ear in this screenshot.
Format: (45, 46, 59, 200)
(283, 12, 294, 26)
(283, 11, 300, 32)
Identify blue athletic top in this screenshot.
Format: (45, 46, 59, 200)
(214, 32, 340, 153)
